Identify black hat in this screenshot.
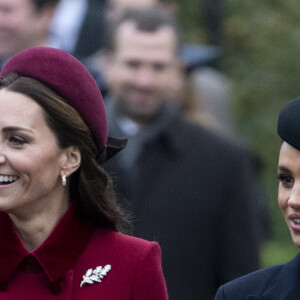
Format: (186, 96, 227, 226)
(277, 96, 300, 151)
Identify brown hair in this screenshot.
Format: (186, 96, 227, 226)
(105, 7, 181, 52)
(32, 0, 60, 11)
(0, 73, 123, 231)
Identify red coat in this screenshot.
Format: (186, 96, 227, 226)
(0, 208, 168, 299)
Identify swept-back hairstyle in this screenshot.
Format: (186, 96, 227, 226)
(0, 73, 123, 231)
(105, 7, 181, 53)
(32, 0, 60, 11)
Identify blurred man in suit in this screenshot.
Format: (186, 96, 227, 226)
(0, 0, 59, 68)
(103, 8, 261, 299)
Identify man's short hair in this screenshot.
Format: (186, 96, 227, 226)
(105, 8, 181, 52)
(32, 0, 60, 11)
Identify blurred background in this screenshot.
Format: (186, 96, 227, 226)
(2, 0, 298, 268)
(174, 0, 300, 265)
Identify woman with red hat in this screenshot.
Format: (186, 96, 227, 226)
(0, 46, 168, 299)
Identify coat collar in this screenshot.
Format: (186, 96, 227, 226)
(250, 252, 300, 299)
(105, 97, 187, 158)
(0, 206, 94, 288)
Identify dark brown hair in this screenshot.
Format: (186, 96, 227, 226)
(32, 0, 60, 11)
(0, 73, 123, 231)
(105, 7, 181, 52)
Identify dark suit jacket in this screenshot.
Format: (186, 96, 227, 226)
(215, 253, 300, 299)
(73, 0, 107, 59)
(104, 107, 260, 300)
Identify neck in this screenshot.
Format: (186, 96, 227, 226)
(8, 198, 69, 252)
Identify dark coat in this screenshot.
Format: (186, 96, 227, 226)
(104, 109, 260, 300)
(214, 253, 300, 300)
(73, 0, 107, 59)
(0, 207, 168, 299)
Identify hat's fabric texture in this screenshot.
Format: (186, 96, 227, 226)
(0, 46, 107, 151)
(277, 96, 300, 151)
(0, 47, 126, 161)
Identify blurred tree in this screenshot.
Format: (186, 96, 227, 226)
(202, 0, 223, 45)
(174, 0, 300, 263)
(222, 0, 300, 246)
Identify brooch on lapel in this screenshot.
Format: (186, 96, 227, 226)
(80, 265, 111, 287)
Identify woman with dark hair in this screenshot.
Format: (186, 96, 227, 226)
(0, 46, 168, 299)
(214, 96, 300, 299)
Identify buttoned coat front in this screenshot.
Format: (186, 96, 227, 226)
(0, 207, 168, 299)
(215, 253, 300, 300)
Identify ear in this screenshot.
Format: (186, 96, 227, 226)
(172, 59, 185, 94)
(60, 146, 81, 177)
(100, 52, 115, 86)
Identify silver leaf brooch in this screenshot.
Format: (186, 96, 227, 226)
(80, 265, 111, 287)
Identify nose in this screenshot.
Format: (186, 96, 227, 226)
(287, 188, 300, 209)
(0, 155, 6, 164)
(0, 145, 7, 164)
(135, 67, 155, 89)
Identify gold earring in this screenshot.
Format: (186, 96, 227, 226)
(62, 174, 67, 187)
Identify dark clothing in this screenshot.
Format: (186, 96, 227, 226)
(215, 253, 300, 299)
(73, 0, 107, 59)
(104, 100, 260, 299)
(0, 58, 7, 70)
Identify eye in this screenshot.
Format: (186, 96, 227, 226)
(153, 63, 168, 72)
(9, 135, 28, 146)
(125, 60, 140, 70)
(278, 174, 294, 188)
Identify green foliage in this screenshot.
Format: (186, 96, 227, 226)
(261, 239, 298, 267)
(222, 0, 300, 243)
(174, 0, 300, 257)
(174, 0, 300, 262)
(175, 0, 208, 43)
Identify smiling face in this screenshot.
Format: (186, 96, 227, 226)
(0, 0, 54, 58)
(107, 21, 183, 123)
(278, 141, 300, 247)
(0, 89, 71, 216)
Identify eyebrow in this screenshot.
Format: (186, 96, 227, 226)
(277, 166, 291, 173)
(2, 126, 33, 133)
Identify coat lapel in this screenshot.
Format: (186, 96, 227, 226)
(255, 253, 300, 299)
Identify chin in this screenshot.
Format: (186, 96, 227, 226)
(290, 233, 300, 248)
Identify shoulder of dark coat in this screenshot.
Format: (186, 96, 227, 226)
(167, 116, 251, 159)
(218, 263, 285, 298)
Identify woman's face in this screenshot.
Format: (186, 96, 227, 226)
(0, 89, 70, 216)
(278, 141, 300, 247)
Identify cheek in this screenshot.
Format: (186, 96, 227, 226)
(158, 71, 180, 90)
(109, 65, 132, 85)
(10, 149, 62, 179)
(278, 186, 288, 213)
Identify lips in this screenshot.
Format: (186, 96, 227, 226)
(289, 214, 300, 231)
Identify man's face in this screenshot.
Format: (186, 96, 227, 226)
(107, 21, 183, 123)
(0, 0, 50, 58)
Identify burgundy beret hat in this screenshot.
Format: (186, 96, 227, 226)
(277, 96, 300, 151)
(0, 47, 126, 162)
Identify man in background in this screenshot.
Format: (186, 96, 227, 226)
(103, 8, 261, 299)
(0, 0, 59, 68)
